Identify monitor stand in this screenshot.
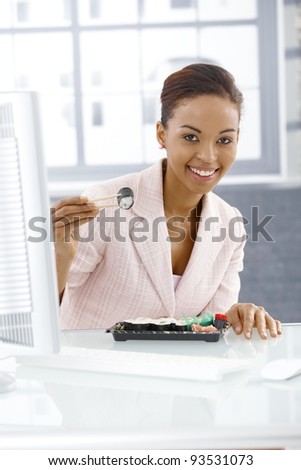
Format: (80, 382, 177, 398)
(0, 372, 16, 393)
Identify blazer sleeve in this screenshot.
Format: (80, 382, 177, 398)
(65, 186, 113, 289)
(203, 207, 246, 313)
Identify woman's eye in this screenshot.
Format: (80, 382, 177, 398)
(218, 137, 232, 144)
(184, 134, 198, 142)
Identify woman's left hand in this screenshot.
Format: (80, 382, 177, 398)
(225, 303, 282, 340)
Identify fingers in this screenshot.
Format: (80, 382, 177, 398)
(52, 197, 99, 231)
(225, 304, 243, 335)
(52, 197, 98, 223)
(253, 308, 282, 339)
(252, 305, 268, 340)
(53, 196, 89, 211)
(52, 196, 100, 244)
(54, 214, 98, 229)
(265, 315, 282, 338)
(275, 320, 282, 335)
(56, 217, 96, 234)
(241, 304, 257, 339)
(227, 303, 282, 340)
(53, 209, 99, 226)
(226, 303, 257, 338)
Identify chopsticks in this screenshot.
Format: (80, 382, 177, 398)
(89, 193, 121, 209)
(88, 187, 134, 210)
(89, 193, 121, 203)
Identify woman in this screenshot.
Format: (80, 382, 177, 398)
(54, 63, 281, 339)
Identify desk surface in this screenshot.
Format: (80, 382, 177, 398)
(1, 324, 301, 449)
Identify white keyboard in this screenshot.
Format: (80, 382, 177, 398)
(19, 346, 250, 382)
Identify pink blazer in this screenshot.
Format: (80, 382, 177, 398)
(60, 159, 246, 329)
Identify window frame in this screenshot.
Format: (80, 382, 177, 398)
(0, 0, 285, 184)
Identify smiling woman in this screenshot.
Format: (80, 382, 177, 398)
(56, 63, 282, 340)
(157, 95, 240, 199)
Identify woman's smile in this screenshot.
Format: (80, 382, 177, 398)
(187, 164, 219, 183)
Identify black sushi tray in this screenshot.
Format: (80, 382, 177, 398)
(106, 320, 230, 342)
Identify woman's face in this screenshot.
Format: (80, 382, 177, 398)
(157, 94, 240, 195)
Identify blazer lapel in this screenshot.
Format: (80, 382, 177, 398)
(175, 192, 225, 309)
(130, 160, 175, 314)
(129, 161, 226, 316)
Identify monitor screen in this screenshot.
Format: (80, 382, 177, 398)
(0, 92, 60, 391)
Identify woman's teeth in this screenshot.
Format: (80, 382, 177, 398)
(189, 166, 216, 177)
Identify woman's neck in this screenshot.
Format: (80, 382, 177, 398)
(163, 164, 203, 219)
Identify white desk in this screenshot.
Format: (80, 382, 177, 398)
(0, 324, 301, 449)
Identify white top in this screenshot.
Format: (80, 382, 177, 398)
(172, 274, 182, 290)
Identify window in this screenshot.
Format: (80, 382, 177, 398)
(171, 0, 195, 9)
(0, 0, 284, 185)
(89, 0, 102, 19)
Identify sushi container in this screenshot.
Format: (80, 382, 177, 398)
(106, 314, 230, 342)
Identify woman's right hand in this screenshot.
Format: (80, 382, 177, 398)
(52, 196, 99, 260)
(51, 196, 99, 298)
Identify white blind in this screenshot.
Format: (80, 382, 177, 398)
(0, 103, 33, 346)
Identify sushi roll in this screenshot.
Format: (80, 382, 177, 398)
(121, 320, 134, 331)
(149, 318, 175, 331)
(122, 317, 151, 331)
(173, 318, 189, 332)
(117, 187, 134, 210)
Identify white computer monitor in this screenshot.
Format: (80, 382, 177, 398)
(0, 91, 60, 392)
